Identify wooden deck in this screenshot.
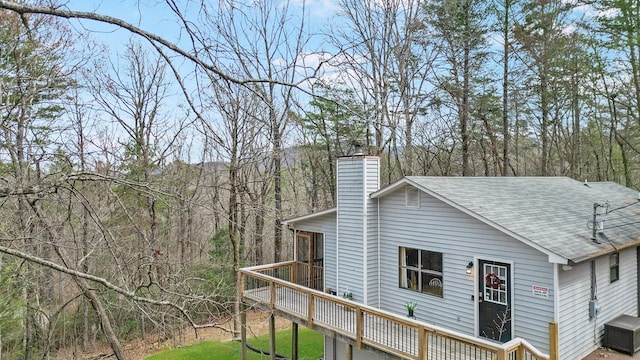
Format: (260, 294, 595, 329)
(239, 261, 555, 360)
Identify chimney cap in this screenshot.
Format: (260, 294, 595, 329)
(353, 143, 363, 156)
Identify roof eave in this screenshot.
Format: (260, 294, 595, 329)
(281, 207, 337, 226)
(571, 236, 640, 263)
(370, 178, 412, 199)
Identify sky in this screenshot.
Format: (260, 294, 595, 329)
(57, 0, 343, 163)
(62, 0, 345, 90)
(63, 0, 339, 52)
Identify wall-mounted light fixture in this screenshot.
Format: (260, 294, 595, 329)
(466, 261, 474, 274)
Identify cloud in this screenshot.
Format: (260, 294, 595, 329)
(289, 0, 340, 18)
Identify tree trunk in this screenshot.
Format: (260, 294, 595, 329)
(502, 0, 510, 176)
(80, 283, 127, 360)
(461, 46, 471, 176)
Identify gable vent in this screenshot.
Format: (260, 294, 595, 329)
(405, 186, 420, 208)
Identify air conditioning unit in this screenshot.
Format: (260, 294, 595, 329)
(603, 315, 640, 355)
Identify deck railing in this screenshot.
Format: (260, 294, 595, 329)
(239, 261, 556, 360)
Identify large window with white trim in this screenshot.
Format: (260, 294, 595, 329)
(399, 247, 443, 296)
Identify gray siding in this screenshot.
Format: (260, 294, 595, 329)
(324, 335, 335, 360)
(559, 247, 638, 359)
(336, 157, 365, 301)
(336, 156, 379, 304)
(365, 159, 380, 306)
(377, 185, 555, 353)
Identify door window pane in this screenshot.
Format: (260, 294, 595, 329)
(484, 263, 508, 305)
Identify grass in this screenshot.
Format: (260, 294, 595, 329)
(145, 327, 324, 360)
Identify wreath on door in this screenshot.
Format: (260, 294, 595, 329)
(485, 273, 501, 288)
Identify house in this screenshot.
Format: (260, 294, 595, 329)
(240, 153, 640, 360)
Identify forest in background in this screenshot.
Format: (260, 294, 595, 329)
(0, 0, 639, 358)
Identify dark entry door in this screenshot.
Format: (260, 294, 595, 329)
(295, 232, 324, 291)
(478, 260, 512, 342)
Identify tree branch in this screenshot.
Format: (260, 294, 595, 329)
(0, 243, 230, 333)
(0, 0, 302, 87)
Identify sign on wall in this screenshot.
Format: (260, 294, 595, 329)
(532, 285, 549, 298)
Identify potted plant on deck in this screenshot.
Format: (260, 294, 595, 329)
(406, 301, 417, 318)
(343, 291, 353, 311)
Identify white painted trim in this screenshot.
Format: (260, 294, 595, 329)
(377, 196, 381, 307)
(293, 229, 298, 262)
(282, 207, 336, 226)
(336, 166, 341, 295)
(319, 231, 327, 292)
(473, 257, 478, 337)
(554, 264, 560, 323)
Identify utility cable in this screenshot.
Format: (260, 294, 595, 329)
(606, 200, 640, 214)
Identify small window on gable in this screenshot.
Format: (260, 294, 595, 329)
(405, 186, 420, 208)
(610, 252, 619, 283)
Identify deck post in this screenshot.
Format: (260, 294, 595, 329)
(240, 302, 247, 360)
(307, 293, 314, 327)
(269, 313, 276, 360)
(549, 322, 559, 360)
(269, 282, 276, 309)
(418, 327, 428, 359)
(291, 322, 299, 360)
(292, 262, 297, 284)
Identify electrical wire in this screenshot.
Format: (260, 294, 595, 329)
(606, 200, 640, 214)
(599, 220, 640, 230)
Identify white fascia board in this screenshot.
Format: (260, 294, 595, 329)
(282, 208, 337, 226)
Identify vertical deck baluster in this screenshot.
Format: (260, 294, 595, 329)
(356, 307, 363, 349)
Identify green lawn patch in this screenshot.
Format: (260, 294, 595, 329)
(145, 327, 324, 360)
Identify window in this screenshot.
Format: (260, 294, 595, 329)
(399, 247, 443, 296)
(610, 252, 619, 283)
(483, 263, 508, 305)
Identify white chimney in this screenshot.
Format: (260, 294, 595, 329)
(335, 154, 379, 306)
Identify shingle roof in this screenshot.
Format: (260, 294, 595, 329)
(384, 177, 640, 263)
